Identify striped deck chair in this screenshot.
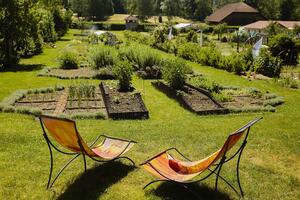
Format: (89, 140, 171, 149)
(141, 117, 262, 199)
(39, 115, 137, 189)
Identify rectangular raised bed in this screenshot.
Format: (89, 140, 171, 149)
(152, 81, 229, 115)
(100, 83, 149, 119)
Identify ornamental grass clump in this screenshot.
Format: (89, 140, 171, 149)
(89, 45, 119, 69)
(58, 50, 79, 69)
(119, 44, 162, 78)
(113, 60, 134, 92)
(162, 58, 190, 90)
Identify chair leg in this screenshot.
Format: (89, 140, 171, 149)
(236, 146, 246, 199)
(82, 153, 87, 172)
(45, 140, 54, 189)
(49, 154, 81, 188)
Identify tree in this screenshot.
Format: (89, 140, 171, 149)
(279, 0, 294, 20)
(112, 0, 126, 14)
(160, 0, 181, 21)
(213, 23, 227, 40)
(0, 0, 33, 67)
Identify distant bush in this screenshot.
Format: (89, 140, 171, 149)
(124, 31, 152, 45)
(113, 60, 134, 91)
(177, 43, 200, 62)
(273, 77, 299, 89)
(196, 46, 222, 67)
(94, 67, 115, 79)
(186, 30, 198, 43)
(120, 44, 162, 79)
(219, 53, 245, 75)
(212, 92, 233, 102)
(162, 58, 190, 89)
(188, 76, 220, 93)
(253, 48, 282, 77)
(53, 7, 72, 37)
(58, 50, 79, 69)
(89, 45, 118, 69)
(269, 34, 299, 65)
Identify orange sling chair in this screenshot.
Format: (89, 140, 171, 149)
(39, 115, 137, 189)
(141, 117, 262, 199)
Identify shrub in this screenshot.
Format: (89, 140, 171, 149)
(58, 50, 79, 69)
(53, 7, 72, 37)
(269, 34, 299, 65)
(124, 31, 152, 45)
(253, 48, 282, 77)
(89, 45, 118, 69)
(188, 76, 220, 93)
(162, 58, 190, 89)
(186, 30, 198, 43)
(212, 92, 232, 102)
(197, 47, 222, 67)
(113, 60, 134, 91)
(119, 44, 162, 79)
(177, 43, 200, 62)
(94, 67, 115, 79)
(273, 77, 299, 89)
(220, 53, 245, 75)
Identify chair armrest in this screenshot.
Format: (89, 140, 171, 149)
(101, 134, 137, 144)
(167, 147, 192, 162)
(89, 134, 104, 148)
(140, 147, 175, 165)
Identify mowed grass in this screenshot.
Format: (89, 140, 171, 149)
(0, 30, 299, 200)
(102, 14, 191, 24)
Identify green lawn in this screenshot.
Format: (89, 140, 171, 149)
(0, 30, 299, 200)
(101, 14, 192, 24)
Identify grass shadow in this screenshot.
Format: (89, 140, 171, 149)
(150, 182, 233, 200)
(0, 64, 44, 72)
(56, 161, 135, 200)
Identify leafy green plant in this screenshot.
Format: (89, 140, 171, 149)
(273, 77, 299, 89)
(113, 60, 134, 91)
(212, 92, 232, 102)
(68, 81, 96, 108)
(119, 44, 162, 79)
(188, 76, 220, 93)
(58, 50, 79, 69)
(162, 58, 190, 90)
(253, 48, 282, 77)
(89, 45, 118, 69)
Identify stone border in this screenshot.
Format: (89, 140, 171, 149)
(100, 83, 149, 120)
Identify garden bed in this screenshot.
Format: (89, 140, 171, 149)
(152, 81, 284, 114)
(152, 81, 229, 115)
(0, 85, 106, 119)
(100, 83, 149, 119)
(38, 67, 115, 80)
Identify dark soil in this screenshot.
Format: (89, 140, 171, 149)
(14, 87, 107, 116)
(152, 81, 228, 115)
(100, 83, 149, 119)
(181, 85, 221, 112)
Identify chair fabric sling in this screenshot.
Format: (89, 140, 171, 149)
(39, 115, 136, 189)
(141, 117, 262, 199)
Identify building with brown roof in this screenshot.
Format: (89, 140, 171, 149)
(125, 15, 139, 30)
(243, 21, 300, 33)
(205, 2, 265, 26)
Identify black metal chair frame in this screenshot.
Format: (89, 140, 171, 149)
(39, 115, 137, 189)
(141, 117, 262, 199)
